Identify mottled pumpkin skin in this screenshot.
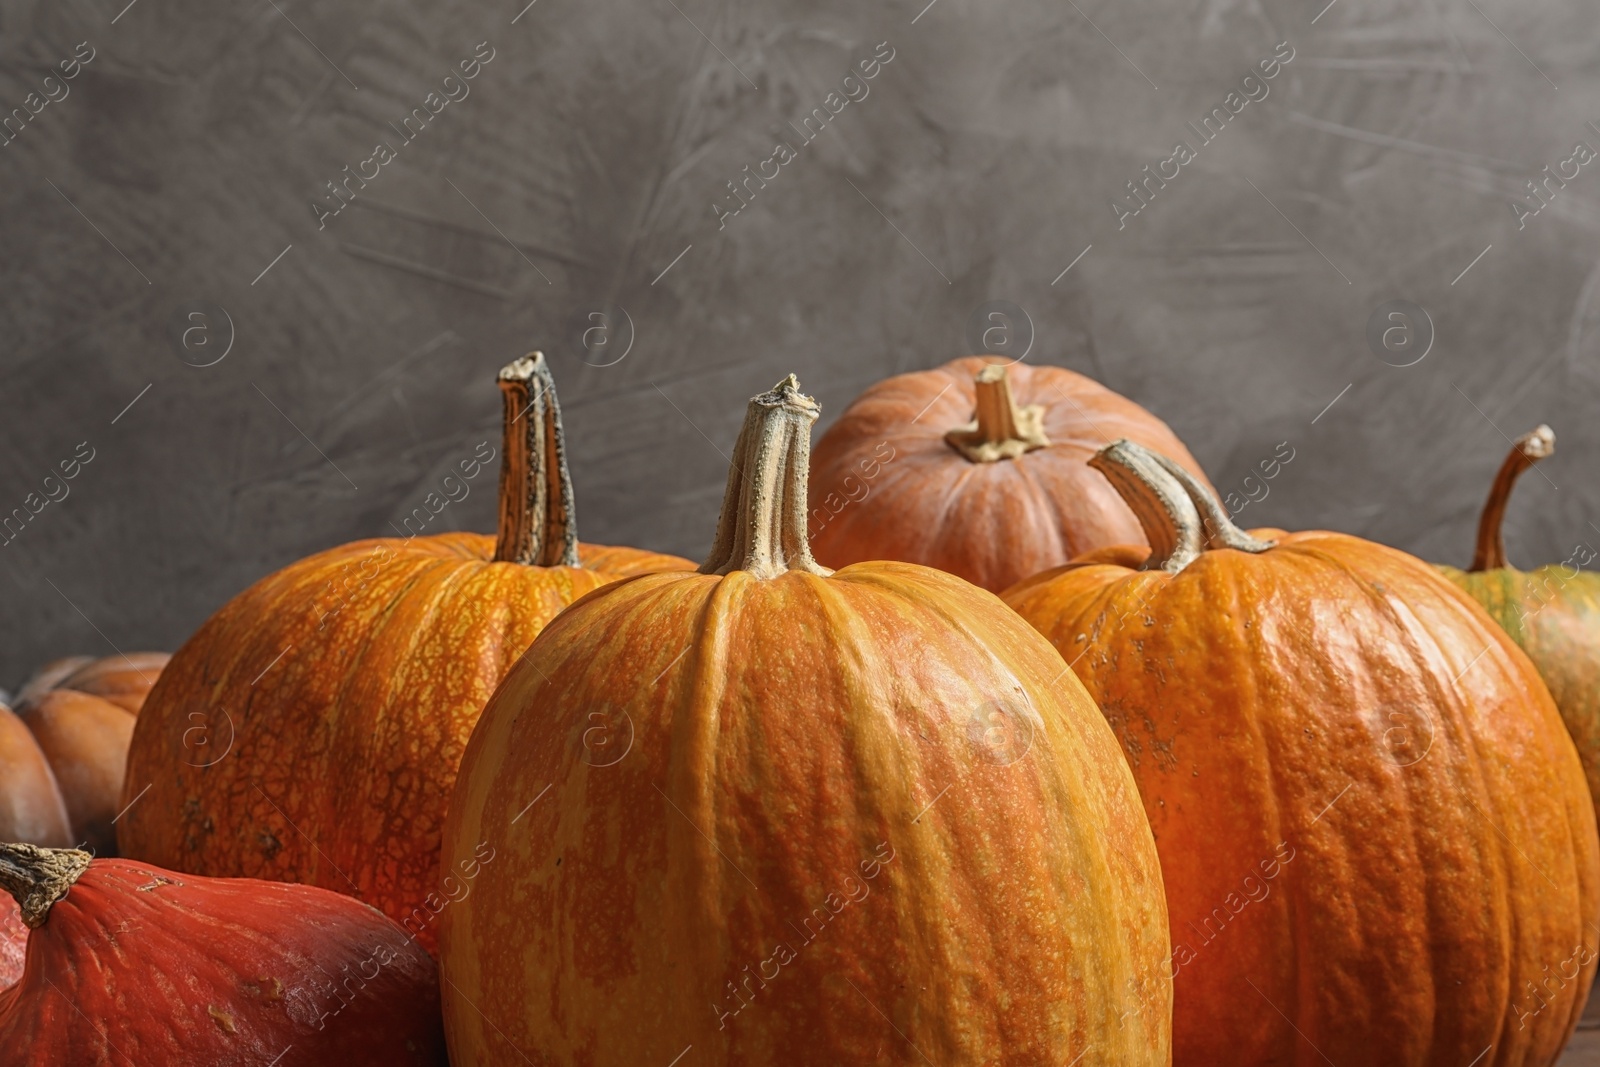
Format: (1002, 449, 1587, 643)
(809, 357, 1212, 592)
(1441, 564, 1600, 821)
(0, 858, 446, 1065)
(1005, 533, 1600, 1067)
(441, 563, 1171, 1067)
(0, 894, 23, 988)
(119, 533, 691, 954)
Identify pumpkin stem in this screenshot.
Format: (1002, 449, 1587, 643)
(945, 364, 1051, 462)
(493, 353, 581, 567)
(1470, 425, 1554, 572)
(1090, 440, 1275, 572)
(1089, 440, 1206, 573)
(0, 842, 91, 928)
(1149, 452, 1276, 555)
(701, 375, 833, 580)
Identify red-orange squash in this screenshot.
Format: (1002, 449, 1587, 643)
(1003, 440, 1600, 1066)
(808, 356, 1212, 591)
(0, 841, 446, 1064)
(119, 353, 693, 954)
(1437, 425, 1600, 825)
(439, 377, 1171, 1066)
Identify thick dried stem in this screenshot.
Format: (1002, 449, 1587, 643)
(1471, 424, 1555, 572)
(1150, 453, 1276, 554)
(945, 364, 1051, 462)
(701, 376, 832, 580)
(1089, 440, 1206, 574)
(0, 842, 91, 928)
(493, 353, 581, 567)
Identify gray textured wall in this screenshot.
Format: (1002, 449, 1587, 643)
(1, 0, 1597, 683)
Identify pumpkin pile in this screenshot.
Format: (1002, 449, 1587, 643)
(14, 348, 1600, 1067)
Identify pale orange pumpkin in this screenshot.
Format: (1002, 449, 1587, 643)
(440, 376, 1171, 1065)
(118, 353, 693, 954)
(808, 356, 1212, 591)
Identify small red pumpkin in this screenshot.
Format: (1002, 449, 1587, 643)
(0, 841, 446, 1065)
(120, 353, 693, 953)
(808, 356, 1212, 591)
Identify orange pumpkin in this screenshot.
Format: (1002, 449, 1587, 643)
(0, 706, 69, 850)
(808, 356, 1212, 591)
(439, 377, 1171, 1065)
(3, 652, 171, 856)
(1437, 425, 1600, 825)
(16, 651, 170, 715)
(118, 353, 693, 954)
(1003, 440, 1599, 1067)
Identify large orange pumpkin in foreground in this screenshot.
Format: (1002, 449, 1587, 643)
(1003, 440, 1599, 1067)
(1437, 425, 1600, 822)
(439, 377, 1171, 1066)
(119, 353, 692, 953)
(808, 356, 1211, 592)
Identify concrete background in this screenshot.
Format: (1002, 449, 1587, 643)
(1, 0, 1598, 682)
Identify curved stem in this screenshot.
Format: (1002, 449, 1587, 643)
(493, 352, 581, 567)
(1150, 453, 1276, 554)
(1088, 440, 1206, 574)
(701, 375, 832, 580)
(945, 364, 1051, 463)
(0, 842, 90, 928)
(1470, 424, 1555, 571)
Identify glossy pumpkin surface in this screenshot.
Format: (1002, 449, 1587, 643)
(440, 378, 1171, 1067)
(1438, 426, 1600, 822)
(1004, 440, 1600, 1067)
(118, 355, 692, 953)
(808, 356, 1212, 592)
(0, 843, 446, 1065)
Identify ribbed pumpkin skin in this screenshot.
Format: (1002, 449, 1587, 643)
(1441, 565, 1600, 821)
(0, 705, 70, 848)
(119, 533, 691, 954)
(0, 858, 446, 1065)
(1005, 533, 1600, 1067)
(809, 357, 1212, 592)
(441, 563, 1171, 1066)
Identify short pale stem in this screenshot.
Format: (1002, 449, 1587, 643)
(945, 365, 1051, 463)
(0, 842, 91, 928)
(1089, 441, 1206, 574)
(1471, 424, 1555, 572)
(700, 375, 832, 580)
(493, 352, 581, 567)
